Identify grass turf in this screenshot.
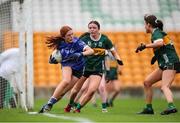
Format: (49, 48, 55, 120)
(0, 98, 180, 122)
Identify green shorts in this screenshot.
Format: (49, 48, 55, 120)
(105, 68, 118, 81)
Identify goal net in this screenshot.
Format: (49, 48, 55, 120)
(0, 0, 33, 110)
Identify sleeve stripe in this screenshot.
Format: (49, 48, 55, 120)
(110, 47, 115, 51)
(153, 39, 163, 43)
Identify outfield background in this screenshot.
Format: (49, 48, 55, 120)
(0, 0, 180, 122)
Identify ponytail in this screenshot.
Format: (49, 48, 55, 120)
(155, 19, 163, 31)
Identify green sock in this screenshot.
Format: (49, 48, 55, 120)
(168, 103, 175, 109)
(76, 103, 82, 110)
(74, 102, 78, 107)
(106, 102, 109, 107)
(145, 104, 153, 110)
(69, 99, 74, 106)
(102, 103, 107, 109)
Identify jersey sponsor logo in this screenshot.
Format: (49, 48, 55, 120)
(87, 41, 103, 47)
(93, 48, 105, 55)
(87, 41, 92, 47)
(98, 42, 102, 47)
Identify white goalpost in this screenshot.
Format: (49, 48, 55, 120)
(0, 0, 34, 110)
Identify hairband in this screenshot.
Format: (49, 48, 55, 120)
(155, 19, 158, 23)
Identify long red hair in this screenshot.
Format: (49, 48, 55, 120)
(46, 26, 72, 49)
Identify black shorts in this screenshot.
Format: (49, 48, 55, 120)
(72, 69, 83, 78)
(159, 62, 180, 73)
(175, 62, 180, 73)
(83, 71, 103, 78)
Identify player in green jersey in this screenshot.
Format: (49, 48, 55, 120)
(64, 20, 123, 113)
(105, 51, 121, 107)
(136, 14, 180, 115)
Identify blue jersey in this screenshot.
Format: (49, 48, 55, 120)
(58, 37, 86, 71)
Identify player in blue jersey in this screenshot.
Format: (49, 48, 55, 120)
(39, 26, 94, 113)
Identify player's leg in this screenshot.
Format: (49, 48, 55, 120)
(59, 75, 82, 100)
(91, 93, 98, 107)
(107, 79, 120, 107)
(39, 66, 78, 113)
(75, 75, 101, 113)
(160, 69, 177, 115)
(74, 79, 89, 103)
(64, 76, 87, 112)
(61, 68, 85, 100)
(98, 74, 108, 112)
(138, 68, 162, 114)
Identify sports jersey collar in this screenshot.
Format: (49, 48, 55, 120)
(90, 33, 101, 41)
(152, 28, 158, 34)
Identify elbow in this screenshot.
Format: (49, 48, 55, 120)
(158, 41, 164, 47)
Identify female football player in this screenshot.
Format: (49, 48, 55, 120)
(105, 50, 121, 107)
(136, 14, 180, 115)
(39, 25, 94, 113)
(64, 21, 123, 113)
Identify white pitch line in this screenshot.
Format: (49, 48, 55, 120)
(28, 112, 94, 123)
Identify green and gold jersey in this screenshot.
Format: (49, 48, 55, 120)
(80, 33, 113, 73)
(151, 28, 179, 66)
(105, 52, 118, 80)
(106, 51, 118, 68)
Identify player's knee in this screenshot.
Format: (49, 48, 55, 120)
(62, 79, 71, 85)
(98, 85, 105, 92)
(143, 80, 152, 88)
(71, 88, 78, 95)
(161, 85, 169, 91)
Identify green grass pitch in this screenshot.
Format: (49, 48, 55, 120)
(0, 98, 180, 122)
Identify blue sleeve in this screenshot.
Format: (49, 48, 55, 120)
(77, 40, 87, 51)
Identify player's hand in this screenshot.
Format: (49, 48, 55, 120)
(135, 43, 146, 53)
(69, 52, 83, 61)
(151, 56, 157, 65)
(49, 55, 58, 64)
(117, 59, 124, 65)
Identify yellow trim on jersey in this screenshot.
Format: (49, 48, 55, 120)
(93, 48, 105, 55)
(163, 35, 172, 45)
(109, 60, 117, 68)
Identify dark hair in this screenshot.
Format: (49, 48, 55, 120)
(46, 26, 72, 49)
(88, 20, 100, 29)
(144, 14, 163, 31)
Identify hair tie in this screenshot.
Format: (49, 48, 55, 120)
(155, 19, 158, 23)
